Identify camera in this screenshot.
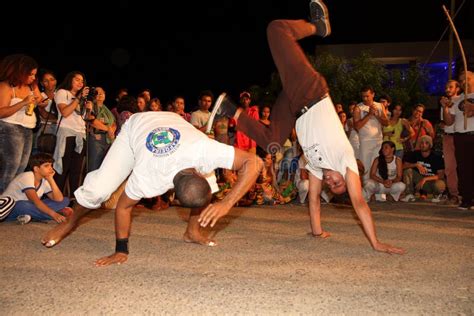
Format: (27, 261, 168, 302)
(87, 87, 98, 101)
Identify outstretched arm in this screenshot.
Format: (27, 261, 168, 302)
(308, 173, 330, 238)
(346, 169, 405, 254)
(198, 148, 263, 228)
(95, 192, 139, 267)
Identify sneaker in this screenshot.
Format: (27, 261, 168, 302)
(458, 201, 473, 210)
(401, 194, 416, 202)
(431, 194, 446, 203)
(206, 93, 238, 134)
(310, 0, 331, 37)
(17, 215, 32, 225)
(446, 195, 460, 205)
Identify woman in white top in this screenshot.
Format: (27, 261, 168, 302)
(0, 54, 43, 193)
(363, 141, 406, 202)
(53, 71, 91, 197)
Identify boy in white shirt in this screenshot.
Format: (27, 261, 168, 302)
(3, 153, 71, 223)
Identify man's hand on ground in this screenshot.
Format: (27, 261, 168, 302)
(198, 202, 231, 228)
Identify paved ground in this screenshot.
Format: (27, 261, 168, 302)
(1, 201, 473, 315)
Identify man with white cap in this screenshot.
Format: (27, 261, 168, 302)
(402, 135, 446, 202)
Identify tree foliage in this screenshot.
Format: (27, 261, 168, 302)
(255, 50, 430, 113)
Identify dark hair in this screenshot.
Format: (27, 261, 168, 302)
(379, 94, 392, 104)
(173, 170, 212, 208)
(360, 86, 374, 94)
(415, 103, 425, 110)
(38, 69, 57, 85)
(117, 95, 138, 113)
(256, 146, 269, 159)
(390, 104, 404, 117)
(377, 141, 395, 180)
(348, 100, 358, 106)
(29, 153, 54, 170)
(57, 71, 86, 95)
(147, 97, 161, 111)
(199, 90, 214, 101)
(0, 54, 38, 87)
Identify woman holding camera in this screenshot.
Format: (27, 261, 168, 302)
(53, 71, 91, 198)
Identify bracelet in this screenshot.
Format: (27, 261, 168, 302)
(115, 238, 129, 254)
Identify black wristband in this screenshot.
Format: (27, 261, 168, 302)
(115, 238, 129, 254)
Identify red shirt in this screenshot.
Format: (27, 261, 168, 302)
(234, 105, 259, 151)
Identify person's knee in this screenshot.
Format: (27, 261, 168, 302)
(392, 182, 406, 193)
(364, 179, 378, 193)
(267, 20, 285, 36)
(434, 180, 446, 194)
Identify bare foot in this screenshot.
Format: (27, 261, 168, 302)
(41, 220, 75, 248)
(183, 231, 217, 247)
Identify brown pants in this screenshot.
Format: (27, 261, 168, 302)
(442, 134, 458, 197)
(237, 20, 328, 152)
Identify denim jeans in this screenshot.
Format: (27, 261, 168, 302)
(87, 133, 111, 172)
(4, 197, 69, 221)
(0, 121, 33, 194)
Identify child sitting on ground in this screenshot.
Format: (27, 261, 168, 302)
(255, 149, 292, 205)
(2, 153, 71, 224)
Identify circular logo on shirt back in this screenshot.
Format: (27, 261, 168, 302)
(146, 127, 181, 156)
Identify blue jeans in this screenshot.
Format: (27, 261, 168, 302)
(0, 121, 33, 194)
(87, 133, 111, 172)
(4, 197, 70, 221)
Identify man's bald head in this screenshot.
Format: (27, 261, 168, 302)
(173, 169, 212, 208)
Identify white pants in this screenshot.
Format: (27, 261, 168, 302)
(359, 139, 382, 181)
(363, 179, 406, 201)
(75, 120, 135, 209)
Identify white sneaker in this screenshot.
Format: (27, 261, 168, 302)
(320, 190, 332, 203)
(431, 194, 444, 203)
(401, 194, 416, 202)
(17, 215, 31, 225)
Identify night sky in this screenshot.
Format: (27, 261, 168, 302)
(2, 0, 473, 108)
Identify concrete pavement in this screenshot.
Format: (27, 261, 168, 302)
(1, 201, 473, 314)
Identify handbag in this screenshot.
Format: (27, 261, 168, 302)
(0, 196, 16, 221)
(37, 107, 62, 155)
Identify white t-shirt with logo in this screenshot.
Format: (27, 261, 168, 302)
(124, 112, 235, 200)
(3, 171, 52, 201)
(296, 97, 359, 180)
